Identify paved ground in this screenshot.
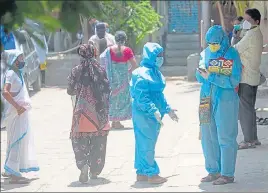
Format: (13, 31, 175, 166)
(1, 78, 268, 192)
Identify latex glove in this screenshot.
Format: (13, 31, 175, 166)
(200, 69, 210, 80)
(154, 111, 163, 126)
(168, 109, 179, 122)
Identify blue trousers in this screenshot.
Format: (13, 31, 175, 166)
(201, 99, 239, 177)
(133, 109, 160, 177)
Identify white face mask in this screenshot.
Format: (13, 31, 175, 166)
(242, 20, 252, 30)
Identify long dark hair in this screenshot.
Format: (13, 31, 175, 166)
(115, 31, 127, 57)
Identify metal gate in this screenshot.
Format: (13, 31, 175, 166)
(168, 1, 199, 34)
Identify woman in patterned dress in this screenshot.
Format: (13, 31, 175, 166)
(67, 43, 111, 183)
(100, 31, 138, 129)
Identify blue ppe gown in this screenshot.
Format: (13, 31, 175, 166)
(130, 42, 171, 177)
(196, 25, 242, 177)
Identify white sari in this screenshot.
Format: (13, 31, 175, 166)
(3, 50, 39, 177)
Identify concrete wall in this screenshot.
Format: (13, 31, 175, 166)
(46, 54, 143, 87)
(46, 54, 80, 87)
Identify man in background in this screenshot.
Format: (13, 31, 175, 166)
(234, 8, 263, 149)
(89, 22, 116, 61)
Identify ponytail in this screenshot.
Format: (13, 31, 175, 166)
(116, 44, 123, 57)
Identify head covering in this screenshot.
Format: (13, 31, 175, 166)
(140, 42, 163, 68)
(68, 44, 110, 133)
(5, 49, 24, 67)
(95, 22, 106, 39)
(115, 31, 127, 45)
(77, 43, 95, 59)
(205, 25, 230, 54)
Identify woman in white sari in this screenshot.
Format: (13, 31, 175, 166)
(2, 50, 39, 184)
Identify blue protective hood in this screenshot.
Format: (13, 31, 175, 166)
(5, 49, 23, 67)
(140, 42, 163, 68)
(205, 25, 230, 54)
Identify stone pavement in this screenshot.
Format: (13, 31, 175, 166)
(1, 78, 268, 192)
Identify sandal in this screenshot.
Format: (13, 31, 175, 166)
(201, 173, 220, 182)
(238, 141, 256, 150)
(213, 176, 234, 185)
(9, 176, 31, 184)
(111, 122, 124, 129)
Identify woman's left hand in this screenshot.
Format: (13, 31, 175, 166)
(16, 106, 26, 115)
(200, 70, 210, 79)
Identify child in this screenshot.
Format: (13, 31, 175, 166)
(231, 16, 244, 46)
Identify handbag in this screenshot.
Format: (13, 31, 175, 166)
(199, 96, 211, 125)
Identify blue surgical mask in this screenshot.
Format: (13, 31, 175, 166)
(234, 24, 242, 31)
(156, 57, 164, 68)
(18, 62, 25, 69)
(106, 28, 110, 33)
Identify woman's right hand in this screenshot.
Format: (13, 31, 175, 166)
(16, 106, 26, 115)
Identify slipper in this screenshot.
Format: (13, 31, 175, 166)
(201, 173, 220, 182)
(238, 141, 256, 150)
(213, 176, 234, 185)
(111, 122, 124, 129)
(257, 118, 264, 125)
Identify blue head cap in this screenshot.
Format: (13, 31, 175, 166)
(205, 25, 230, 53)
(140, 42, 163, 68)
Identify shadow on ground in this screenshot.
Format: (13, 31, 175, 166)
(131, 181, 163, 189)
(68, 177, 111, 188)
(130, 173, 180, 189)
(1, 177, 39, 192)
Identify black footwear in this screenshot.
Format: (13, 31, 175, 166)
(79, 165, 89, 183)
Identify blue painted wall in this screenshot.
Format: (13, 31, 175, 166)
(168, 1, 199, 34)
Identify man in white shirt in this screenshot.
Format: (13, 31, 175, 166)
(234, 8, 263, 149)
(89, 22, 116, 61)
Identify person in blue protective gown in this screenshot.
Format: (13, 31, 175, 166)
(196, 25, 242, 185)
(130, 42, 178, 184)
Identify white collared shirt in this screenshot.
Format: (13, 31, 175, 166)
(234, 26, 263, 86)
